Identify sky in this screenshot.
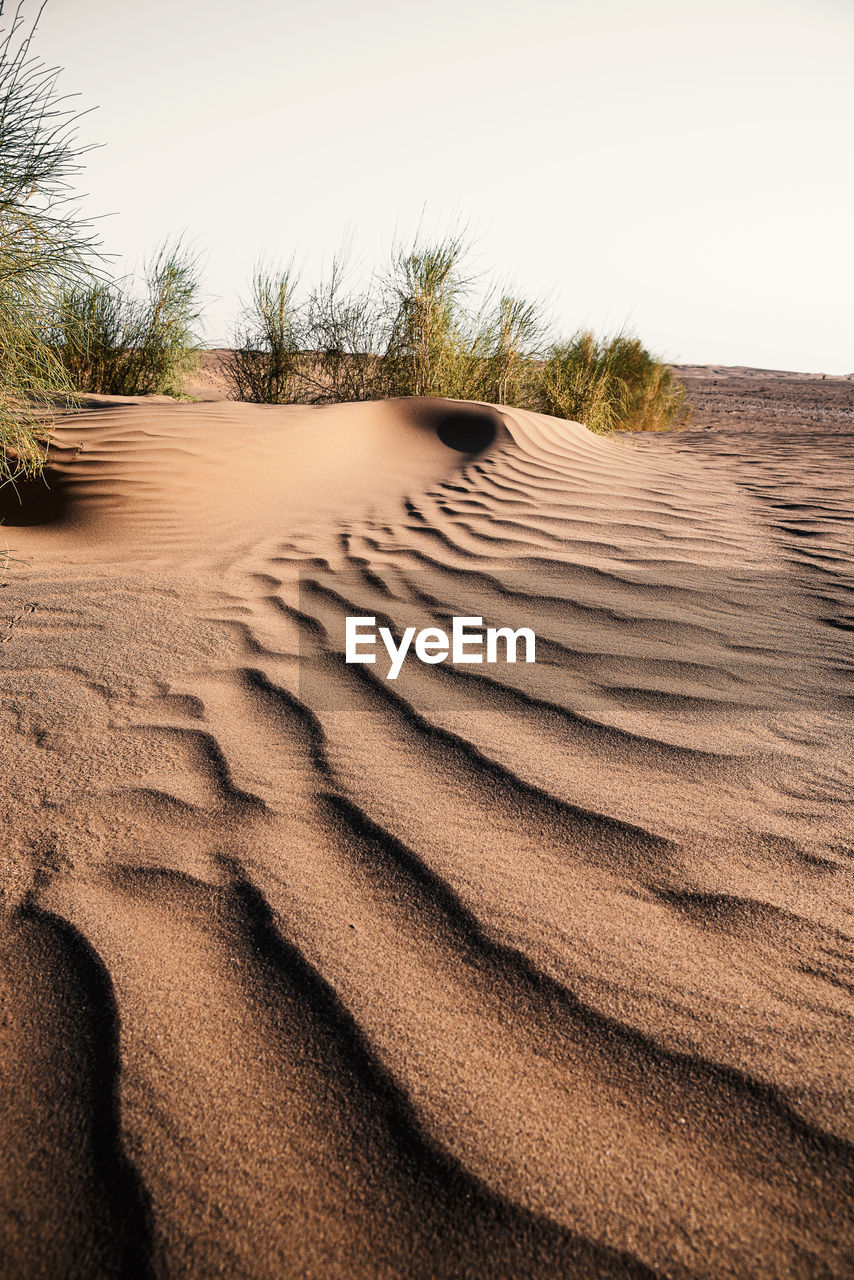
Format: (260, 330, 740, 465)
(33, 0, 854, 372)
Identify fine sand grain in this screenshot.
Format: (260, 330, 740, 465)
(0, 373, 852, 1278)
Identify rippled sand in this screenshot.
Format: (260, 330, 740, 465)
(1, 382, 852, 1278)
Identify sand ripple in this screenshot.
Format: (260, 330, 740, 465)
(1, 389, 852, 1277)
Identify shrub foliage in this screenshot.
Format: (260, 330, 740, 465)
(0, 0, 97, 485)
(54, 238, 203, 397)
(224, 233, 688, 432)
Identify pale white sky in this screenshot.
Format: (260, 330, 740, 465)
(36, 0, 854, 371)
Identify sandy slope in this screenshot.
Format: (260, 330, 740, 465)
(0, 385, 852, 1279)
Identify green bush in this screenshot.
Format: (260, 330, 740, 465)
(538, 331, 689, 433)
(222, 263, 304, 404)
(226, 232, 546, 409)
(477, 294, 546, 408)
(0, 0, 97, 485)
(381, 233, 479, 399)
(303, 252, 388, 403)
(225, 233, 686, 432)
(602, 333, 689, 431)
(54, 239, 203, 396)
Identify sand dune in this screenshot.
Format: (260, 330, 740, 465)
(1, 383, 852, 1278)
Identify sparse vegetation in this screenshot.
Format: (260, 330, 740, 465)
(381, 232, 480, 400)
(303, 251, 389, 403)
(53, 237, 203, 396)
(0, 0, 98, 486)
(537, 333, 626, 434)
(224, 262, 304, 404)
(224, 232, 687, 432)
(601, 334, 689, 432)
(536, 331, 688, 433)
(0, 1, 687, 470)
(224, 233, 546, 411)
(476, 294, 545, 408)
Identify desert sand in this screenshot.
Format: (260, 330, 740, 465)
(0, 370, 852, 1279)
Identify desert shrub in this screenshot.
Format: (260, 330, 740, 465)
(54, 238, 203, 396)
(0, 0, 97, 485)
(225, 233, 686, 433)
(475, 293, 545, 407)
(227, 233, 547, 408)
(381, 233, 479, 399)
(537, 330, 689, 433)
(301, 237, 511, 404)
(225, 257, 396, 406)
(537, 332, 628, 433)
(127, 239, 202, 395)
(302, 253, 389, 403)
(54, 277, 128, 393)
(221, 263, 303, 404)
(377, 236, 546, 404)
(600, 333, 689, 431)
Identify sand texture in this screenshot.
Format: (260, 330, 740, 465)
(0, 372, 852, 1278)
